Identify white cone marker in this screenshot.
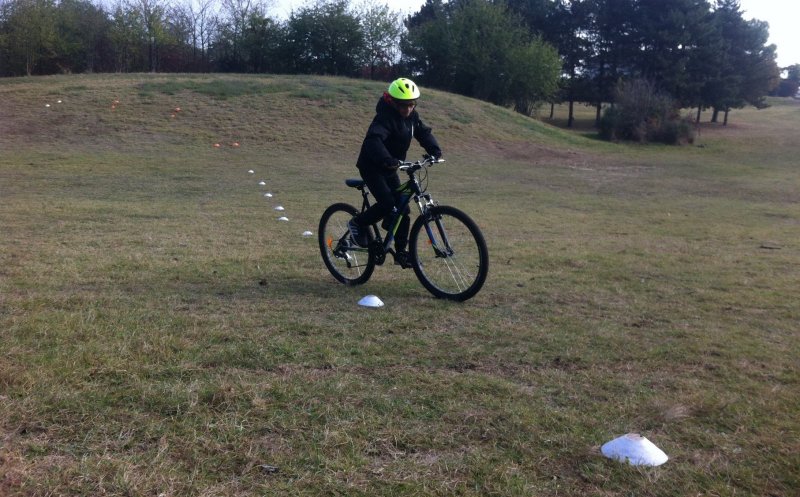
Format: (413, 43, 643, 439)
(601, 433, 668, 466)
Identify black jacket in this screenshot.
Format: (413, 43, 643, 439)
(356, 98, 442, 173)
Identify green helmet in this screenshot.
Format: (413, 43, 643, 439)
(387, 78, 421, 100)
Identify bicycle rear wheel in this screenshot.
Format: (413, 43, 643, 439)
(409, 205, 489, 301)
(319, 203, 375, 285)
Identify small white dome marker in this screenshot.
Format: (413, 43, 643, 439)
(601, 433, 668, 466)
(358, 295, 384, 308)
(277, 216, 289, 222)
(302, 231, 313, 237)
(264, 193, 273, 198)
(259, 181, 266, 186)
(274, 206, 284, 211)
(248, 169, 254, 174)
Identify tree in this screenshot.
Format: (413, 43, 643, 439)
(0, 0, 58, 75)
(52, 0, 112, 73)
(584, 0, 638, 125)
(241, 10, 282, 72)
(172, 0, 218, 71)
(215, 0, 264, 71)
(358, 0, 403, 79)
(282, 0, 364, 76)
(507, 34, 561, 114)
(132, 0, 169, 72)
(773, 64, 800, 97)
(404, 0, 560, 113)
(108, 1, 146, 72)
(505, 0, 557, 39)
(707, 0, 779, 124)
(632, 0, 716, 107)
(401, 0, 455, 88)
(547, 0, 592, 126)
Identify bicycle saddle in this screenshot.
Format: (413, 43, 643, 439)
(345, 179, 366, 189)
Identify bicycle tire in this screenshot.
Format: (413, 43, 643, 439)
(319, 203, 375, 286)
(409, 205, 489, 301)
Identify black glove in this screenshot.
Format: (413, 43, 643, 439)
(383, 158, 401, 171)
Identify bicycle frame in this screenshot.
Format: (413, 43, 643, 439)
(348, 163, 453, 264)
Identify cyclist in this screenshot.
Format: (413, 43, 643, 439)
(348, 78, 442, 268)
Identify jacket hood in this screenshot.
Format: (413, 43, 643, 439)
(375, 96, 412, 119)
(376, 97, 394, 115)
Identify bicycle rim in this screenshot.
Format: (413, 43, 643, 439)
(318, 203, 375, 285)
(410, 205, 488, 301)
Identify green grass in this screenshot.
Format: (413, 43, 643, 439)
(1, 74, 799, 496)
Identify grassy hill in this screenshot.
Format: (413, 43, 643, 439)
(1, 73, 798, 496)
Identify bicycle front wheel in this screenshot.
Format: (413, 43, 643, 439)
(319, 203, 375, 286)
(409, 205, 489, 301)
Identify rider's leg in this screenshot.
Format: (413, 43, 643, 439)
(353, 169, 397, 227)
(382, 173, 411, 251)
(393, 214, 411, 251)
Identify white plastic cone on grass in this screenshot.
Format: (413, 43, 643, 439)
(274, 206, 285, 211)
(302, 231, 313, 237)
(259, 181, 266, 186)
(601, 433, 668, 466)
(278, 216, 289, 222)
(358, 295, 384, 308)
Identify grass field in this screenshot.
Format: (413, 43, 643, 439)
(1, 73, 798, 496)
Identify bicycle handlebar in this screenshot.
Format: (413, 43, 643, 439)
(398, 155, 445, 173)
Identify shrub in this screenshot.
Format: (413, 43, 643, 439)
(599, 79, 695, 145)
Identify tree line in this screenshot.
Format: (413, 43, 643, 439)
(0, 0, 788, 122)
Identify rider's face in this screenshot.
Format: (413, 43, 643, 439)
(393, 99, 416, 118)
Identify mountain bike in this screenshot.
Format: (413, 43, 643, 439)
(319, 156, 489, 301)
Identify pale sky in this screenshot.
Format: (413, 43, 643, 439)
(737, 0, 798, 67)
(273, 0, 799, 67)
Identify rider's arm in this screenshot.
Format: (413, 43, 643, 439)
(413, 114, 442, 158)
(362, 118, 397, 168)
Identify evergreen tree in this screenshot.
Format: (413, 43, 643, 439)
(548, 0, 592, 126)
(707, 0, 780, 124)
(633, 0, 715, 107)
(584, 0, 638, 124)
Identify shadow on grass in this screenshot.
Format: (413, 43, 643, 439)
(118, 267, 422, 305)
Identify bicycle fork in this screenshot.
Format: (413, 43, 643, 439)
(415, 193, 454, 259)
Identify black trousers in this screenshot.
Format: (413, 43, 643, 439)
(354, 168, 411, 251)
